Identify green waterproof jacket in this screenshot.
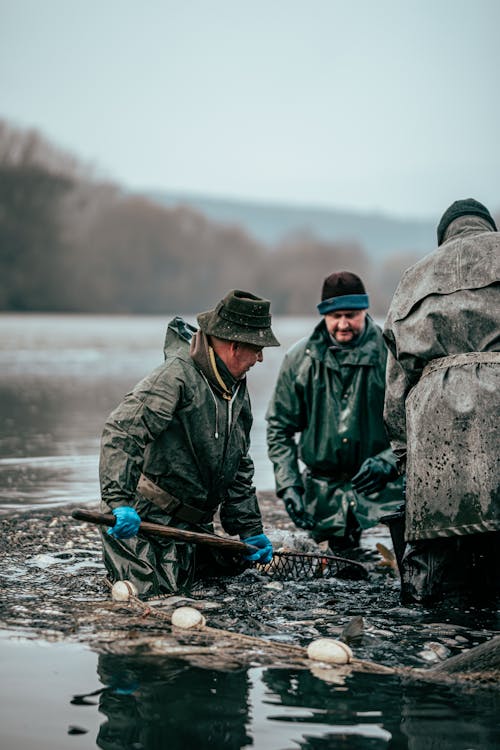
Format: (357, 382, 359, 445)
(266, 316, 401, 537)
(99, 317, 263, 597)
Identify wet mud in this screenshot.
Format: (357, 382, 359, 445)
(1, 493, 498, 686)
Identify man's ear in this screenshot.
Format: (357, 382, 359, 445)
(229, 341, 240, 353)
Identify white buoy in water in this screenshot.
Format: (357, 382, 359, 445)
(111, 580, 138, 602)
(306, 638, 353, 664)
(171, 606, 206, 629)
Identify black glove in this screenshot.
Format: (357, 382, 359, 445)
(282, 487, 315, 530)
(351, 457, 399, 495)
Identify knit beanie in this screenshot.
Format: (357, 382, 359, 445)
(437, 198, 497, 246)
(317, 271, 369, 315)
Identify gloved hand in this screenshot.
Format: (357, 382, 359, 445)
(351, 457, 399, 495)
(241, 533, 273, 564)
(107, 506, 141, 539)
(282, 487, 315, 530)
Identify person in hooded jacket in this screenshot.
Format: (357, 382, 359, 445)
(383, 198, 500, 604)
(266, 271, 402, 552)
(99, 290, 279, 599)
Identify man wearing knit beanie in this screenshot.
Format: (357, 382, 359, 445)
(266, 270, 402, 552)
(384, 198, 500, 605)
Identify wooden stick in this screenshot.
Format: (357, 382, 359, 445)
(71, 508, 257, 553)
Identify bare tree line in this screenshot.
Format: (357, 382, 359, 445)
(0, 119, 427, 316)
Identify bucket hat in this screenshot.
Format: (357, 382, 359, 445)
(197, 290, 280, 347)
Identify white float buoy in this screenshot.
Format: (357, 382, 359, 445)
(171, 606, 206, 629)
(306, 638, 353, 664)
(111, 580, 138, 602)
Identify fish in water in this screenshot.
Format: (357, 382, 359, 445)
(341, 615, 364, 643)
(376, 543, 398, 573)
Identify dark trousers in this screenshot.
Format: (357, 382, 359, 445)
(400, 531, 500, 605)
(318, 508, 362, 552)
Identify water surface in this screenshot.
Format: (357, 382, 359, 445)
(2, 314, 498, 750)
(2, 636, 498, 750)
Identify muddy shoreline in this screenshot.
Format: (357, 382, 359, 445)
(1, 493, 499, 685)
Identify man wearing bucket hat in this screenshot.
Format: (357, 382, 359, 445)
(266, 271, 401, 552)
(99, 290, 279, 598)
(384, 198, 500, 604)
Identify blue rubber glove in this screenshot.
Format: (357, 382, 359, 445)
(241, 533, 273, 564)
(107, 506, 141, 539)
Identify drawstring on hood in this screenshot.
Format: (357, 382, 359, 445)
(189, 330, 235, 400)
(190, 330, 241, 440)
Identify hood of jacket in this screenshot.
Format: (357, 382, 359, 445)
(163, 316, 197, 359)
(387, 217, 500, 323)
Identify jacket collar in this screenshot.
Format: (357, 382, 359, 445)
(443, 215, 495, 243)
(307, 316, 380, 368)
(189, 330, 237, 400)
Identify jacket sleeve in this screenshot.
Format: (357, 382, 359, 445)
(220, 452, 263, 538)
(373, 446, 399, 472)
(265, 351, 306, 495)
(99, 365, 183, 509)
(383, 326, 425, 471)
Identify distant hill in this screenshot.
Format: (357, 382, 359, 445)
(146, 190, 436, 259)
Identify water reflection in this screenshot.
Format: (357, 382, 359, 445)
(3, 635, 499, 750)
(95, 654, 252, 750)
(85, 655, 500, 750)
(262, 668, 500, 749)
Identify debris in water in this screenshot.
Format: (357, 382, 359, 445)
(417, 641, 452, 663)
(2, 501, 499, 682)
(418, 649, 440, 663)
(422, 641, 451, 660)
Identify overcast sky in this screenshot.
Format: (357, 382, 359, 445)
(1, 0, 499, 219)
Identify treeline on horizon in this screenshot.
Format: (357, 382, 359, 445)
(1, 119, 422, 317)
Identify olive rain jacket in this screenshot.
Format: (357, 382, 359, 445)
(99, 317, 263, 597)
(266, 316, 400, 537)
(383, 216, 500, 541)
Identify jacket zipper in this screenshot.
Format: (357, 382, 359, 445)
(198, 372, 240, 443)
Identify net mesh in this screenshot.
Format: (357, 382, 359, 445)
(254, 551, 368, 580)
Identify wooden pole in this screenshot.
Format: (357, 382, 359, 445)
(71, 508, 257, 553)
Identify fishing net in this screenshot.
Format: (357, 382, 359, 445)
(255, 550, 368, 581)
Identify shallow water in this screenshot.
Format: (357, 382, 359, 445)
(1, 635, 499, 750)
(0, 313, 315, 511)
(1, 314, 498, 749)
